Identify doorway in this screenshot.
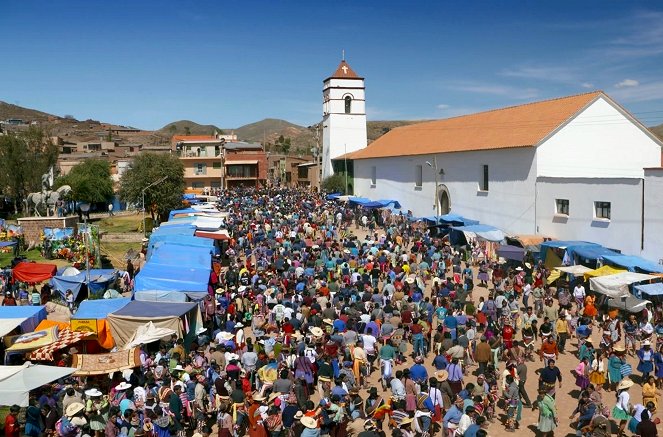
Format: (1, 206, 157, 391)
(438, 185, 451, 215)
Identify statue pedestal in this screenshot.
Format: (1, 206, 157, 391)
(17, 216, 80, 244)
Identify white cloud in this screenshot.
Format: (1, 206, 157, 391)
(581, 82, 594, 89)
(615, 79, 639, 88)
(436, 104, 450, 109)
(611, 81, 663, 102)
(501, 66, 578, 84)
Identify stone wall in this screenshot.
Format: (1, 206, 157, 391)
(17, 216, 79, 243)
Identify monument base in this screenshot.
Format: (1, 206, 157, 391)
(17, 216, 79, 244)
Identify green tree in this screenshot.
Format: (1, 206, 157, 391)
(281, 137, 291, 155)
(0, 127, 58, 213)
(169, 124, 177, 134)
(184, 126, 191, 135)
(56, 159, 113, 204)
(119, 153, 185, 222)
(321, 173, 347, 194)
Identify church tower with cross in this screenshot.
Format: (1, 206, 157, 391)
(321, 59, 367, 182)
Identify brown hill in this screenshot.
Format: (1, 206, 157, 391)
(0, 101, 60, 122)
(651, 123, 663, 141)
(158, 120, 223, 136)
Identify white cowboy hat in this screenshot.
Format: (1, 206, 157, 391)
(405, 277, 416, 284)
(227, 353, 240, 361)
(217, 332, 234, 341)
(234, 323, 244, 328)
(515, 267, 524, 271)
(309, 326, 324, 337)
(300, 416, 318, 429)
(323, 318, 333, 325)
(173, 365, 185, 372)
(84, 388, 103, 397)
(617, 378, 634, 391)
(525, 262, 532, 269)
(642, 339, 651, 346)
(65, 402, 85, 417)
(115, 382, 132, 391)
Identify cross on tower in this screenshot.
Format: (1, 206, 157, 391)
(341, 65, 348, 74)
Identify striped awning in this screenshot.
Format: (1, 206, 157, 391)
(27, 329, 92, 361)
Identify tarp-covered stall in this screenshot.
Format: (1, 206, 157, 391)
(147, 244, 212, 270)
(194, 230, 230, 240)
(589, 272, 657, 298)
(50, 269, 119, 300)
(0, 305, 47, 337)
(107, 301, 203, 348)
(634, 282, 663, 299)
(0, 363, 76, 406)
(607, 295, 651, 314)
(70, 298, 131, 349)
(602, 254, 663, 274)
(583, 265, 626, 281)
(133, 263, 210, 301)
(12, 262, 57, 283)
(556, 265, 593, 277)
(496, 245, 525, 262)
(451, 224, 505, 244)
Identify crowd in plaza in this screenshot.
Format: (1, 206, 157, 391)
(1, 187, 662, 437)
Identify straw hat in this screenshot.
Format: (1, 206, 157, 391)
(65, 402, 85, 418)
(252, 393, 266, 402)
(400, 416, 414, 426)
(612, 345, 626, 353)
(227, 353, 240, 361)
(215, 288, 225, 295)
(309, 327, 324, 337)
(405, 277, 416, 284)
(235, 323, 244, 328)
(300, 416, 318, 429)
(294, 411, 304, 419)
(323, 318, 333, 326)
(267, 392, 280, 404)
(217, 332, 234, 341)
(435, 370, 449, 382)
(116, 382, 132, 391)
(617, 379, 634, 391)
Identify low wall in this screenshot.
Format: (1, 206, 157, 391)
(17, 216, 79, 243)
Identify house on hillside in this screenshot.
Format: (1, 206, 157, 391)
(338, 91, 663, 256)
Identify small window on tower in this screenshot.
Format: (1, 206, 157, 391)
(344, 96, 352, 114)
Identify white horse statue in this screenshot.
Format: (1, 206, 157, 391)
(25, 185, 72, 217)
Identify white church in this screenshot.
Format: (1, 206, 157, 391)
(321, 60, 663, 258)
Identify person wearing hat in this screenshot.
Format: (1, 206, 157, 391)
(536, 387, 558, 436)
(364, 387, 386, 430)
(608, 346, 627, 390)
(300, 415, 320, 437)
(637, 339, 655, 380)
(357, 418, 381, 437)
(613, 378, 635, 435)
(59, 402, 87, 436)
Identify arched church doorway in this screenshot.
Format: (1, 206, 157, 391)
(438, 185, 451, 215)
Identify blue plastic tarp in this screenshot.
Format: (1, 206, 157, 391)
(634, 282, 663, 298)
(0, 241, 17, 247)
(168, 208, 201, 220)
(539, 241, 600, 262)
(149, 244, 212, 270)
(602, 255, 663, 274)
(71, 298, 131, 320)
(111, 300, 198, 318)
(347, 197, 372, 206)
(424, 214, 480, 226)
(568, 246, 620, 261)
(362, 199, 402, 209)
(496, 245, 526, 262)
(451, 225, 505, 243)
(0, 305, 46, 333)
(134, 263, 210, 293)
(326, 193, 342, 200)
(50, 269, 119, 300)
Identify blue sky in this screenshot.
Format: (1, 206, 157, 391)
(1, 1, 662, 130)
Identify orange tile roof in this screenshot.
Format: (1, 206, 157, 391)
(344, 91, 603, 160)
(327, 60, 361, 80)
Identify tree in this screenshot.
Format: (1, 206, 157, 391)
(184, 126, 191, 135)
(168, 124, 177, 134)
(56, 159, 113, 204)
(321, 173, 347, 194)
(119, 153, 185, 222)
(0, 127, 58, 213)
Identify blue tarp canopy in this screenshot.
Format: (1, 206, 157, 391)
(134, 263, 210, 296)
(539, 241, 600, 262)
(71, 298, 131, 320)
(326, 193, 342, 200)
(0, 305, 46, 334)
(634, 282, 663, 298)
(148, 244, 212, 269)
(496, 245, 526, 262)
(347, 197, 372, 206)
(50, 269, 119, 300)
(168, 208, 202, 219)
(147, 234, 216, 258)
(568, 245, 620, 261)
(423, 214, 480, 226)
(182, 193, 197, 200)
(451, 224, 505, 243)
(0, 241, 17, 247)
(362, 199, 402, 209)
(111, 300, 197, 318)
(603, 254, 663, 274)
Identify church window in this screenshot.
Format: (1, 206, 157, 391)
(594, 201, 611, 220)
(344, 96, 352, 114)
(480, 165, 489, 191)
(555, 199, 569, 216)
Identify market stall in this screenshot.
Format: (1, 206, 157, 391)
(588, 272, 657, 298)
(12, 262, 57, 284)
(50, 268, 119, 300)
(0, 305, 47, 337)
(70, 298, 131, 349)
(0, 363, 76, 406)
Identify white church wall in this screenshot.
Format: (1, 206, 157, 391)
(537, 97, 661, 178)
(354, 147, 538, 234)
(535, 177, 643, 255)
(642, 169, 663, 263)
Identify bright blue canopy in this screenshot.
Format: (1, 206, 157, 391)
(149, 244, 212, 269)
(0, 305, 46, 333)
(423, 214, 480, 226)
(50, 269, 119, 300)
(568, 245, 620, 261)
(539, 241, 600, 262)
(71, 298, 131, 320)
(450, 224, 505, 243)
(602, 254, 663, 273)
(362, 200, 402, 209)
(168, 208, 201, 219)
(134, 263, 210, 294)
(326, 193, 342, 200)
(111, 300, 198, 318)
(347, 197, 372, 206)
(634, 282, 663, 298)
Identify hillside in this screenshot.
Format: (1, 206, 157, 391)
(0, 101, 60, 122)
(651, 123, 663, 141)
(158, 120, 223, 136)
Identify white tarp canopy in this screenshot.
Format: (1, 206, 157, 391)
(607, 295, 651, 314)
(0, 362, 76, 406)
(0, 318, 30, 338)
(191, 217, 225, 231)
(123, 321, 177, 350)
(589, 272, 657, 298)
(556, 265, 593, 277)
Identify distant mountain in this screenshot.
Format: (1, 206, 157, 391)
(367, 120, 421, 142)
(158, 120, 223, 136)
(0, 101, 60, 122)
(651, 123, 663, 141)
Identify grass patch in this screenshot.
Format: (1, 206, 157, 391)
(0, 248, 72, 269)
(99, 241, 142, 269)
(96, 214, 145, 234)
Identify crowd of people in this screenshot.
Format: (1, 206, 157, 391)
(3, 187, 663, 437)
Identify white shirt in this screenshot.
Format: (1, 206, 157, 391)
(361, 334, 377, 354)
(428, 387, 444, 408)
(456, 414, 473, 436)
(573, 285, 586, 299)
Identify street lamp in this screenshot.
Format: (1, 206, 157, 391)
(142, 176, 168, 238)
(79, 202, 91, 294)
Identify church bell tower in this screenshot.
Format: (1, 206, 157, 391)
(321, 59, 368, 180)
